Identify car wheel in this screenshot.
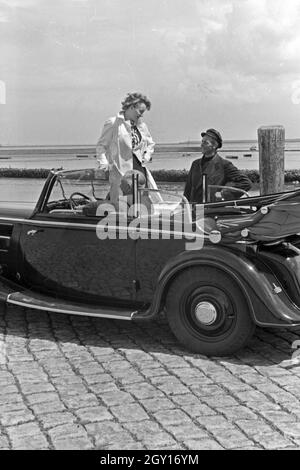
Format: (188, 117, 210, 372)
(165, 266, 255, 356)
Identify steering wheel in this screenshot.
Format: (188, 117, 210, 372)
(69, 192, 91, 210)
(208, 185, 257, 213)
(209, 185, 250, 201)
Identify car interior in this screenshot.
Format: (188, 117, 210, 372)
(40, 170, 300, 245)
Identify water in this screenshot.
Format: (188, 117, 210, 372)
(153, 140, 300, 171)
(0, 178, 188, 203)
(1, 140, 300, 171)
(0, 178, 46, 203)
(0, 140, 299, 203)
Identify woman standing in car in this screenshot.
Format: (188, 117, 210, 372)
(96, 92, 157, 207)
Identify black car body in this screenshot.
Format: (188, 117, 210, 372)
(1, 168, 300, 356)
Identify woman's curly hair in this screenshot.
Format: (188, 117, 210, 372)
(121, 92, 151, 111)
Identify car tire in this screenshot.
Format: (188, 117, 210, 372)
(165, 266, 255, 356)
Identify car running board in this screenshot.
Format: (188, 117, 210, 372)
(6, 291, 138, 320)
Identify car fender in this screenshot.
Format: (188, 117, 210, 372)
(146, 245, 300, 327)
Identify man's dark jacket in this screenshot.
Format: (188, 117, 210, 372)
(184, 153, 252, 203)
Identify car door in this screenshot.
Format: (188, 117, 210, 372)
(134, 189, 195, 303)
(18, 211, 137, 307)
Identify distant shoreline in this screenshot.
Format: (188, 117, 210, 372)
(1, 138, 300, 148)
(1, 167, 300, 184)
(1, 140, 299, 158)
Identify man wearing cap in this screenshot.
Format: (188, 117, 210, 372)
(184, 128, 251, 203)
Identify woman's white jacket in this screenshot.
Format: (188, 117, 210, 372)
(96, 113, 157, 193)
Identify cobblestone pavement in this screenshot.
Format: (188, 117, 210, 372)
(1, 304, 300, 450)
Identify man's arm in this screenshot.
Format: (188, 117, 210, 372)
(184, 163, 195, 201)
(224, 161, 252, 192)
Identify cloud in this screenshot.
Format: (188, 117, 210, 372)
(1, 0, 300, 143)
(148, 0, 300, 104)
(0, 0, 38, 8)
(208, 0, 300, 74)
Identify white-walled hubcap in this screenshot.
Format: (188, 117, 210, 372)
(194, 302, 217, 325)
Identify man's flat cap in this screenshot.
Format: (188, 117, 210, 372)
(201, 128, 223, 148)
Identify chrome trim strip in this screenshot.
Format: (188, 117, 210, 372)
(7, 295, 300, 327)
(7, 294, 136, 320)
(0, 216, 206, 238)
(255, 320, 300, 327)
(0, 216, 101, 229)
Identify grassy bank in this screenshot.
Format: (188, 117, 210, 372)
(0, 168, 51, 178)
(152, 169, 300, 184)
(1, 167, 300, 184)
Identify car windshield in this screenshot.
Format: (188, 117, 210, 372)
(45, 169, 189, 217)
(48, 169, 110, 203)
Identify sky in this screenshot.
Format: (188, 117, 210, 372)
(0, 0, 300, 145)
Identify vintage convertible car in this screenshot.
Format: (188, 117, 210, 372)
(1, 168, 300, 356)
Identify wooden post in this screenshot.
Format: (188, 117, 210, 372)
(258, 125, 285, 195)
